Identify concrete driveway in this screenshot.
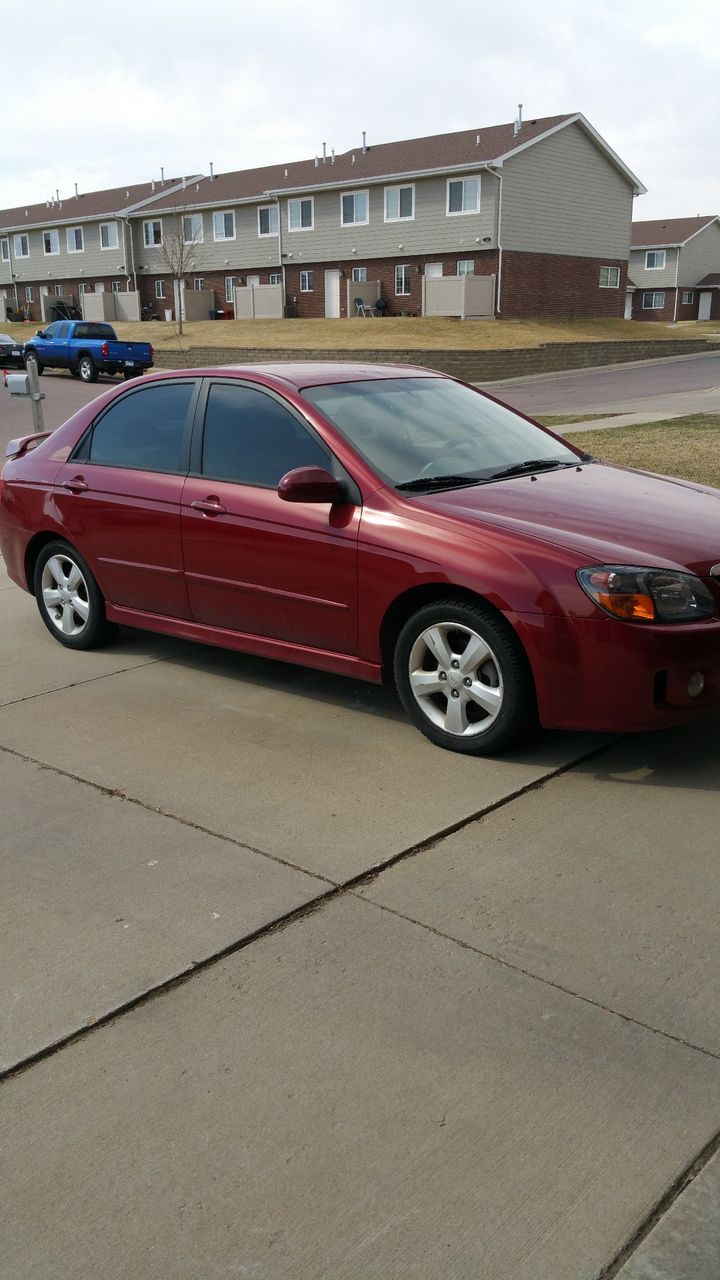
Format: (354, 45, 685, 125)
(2, 542, 720, 1277)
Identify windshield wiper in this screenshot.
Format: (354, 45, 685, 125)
(396, 474, 484, 492)
(489, 458, 575, 480)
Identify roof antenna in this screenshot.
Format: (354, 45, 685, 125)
(513, 104, 523, 136)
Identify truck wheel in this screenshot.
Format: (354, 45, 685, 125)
(24, 352, 44, 376)
(122, 369, 137, 380)
(78, 355, 98, 383)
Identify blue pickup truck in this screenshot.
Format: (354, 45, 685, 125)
(23, 321, 154, 383)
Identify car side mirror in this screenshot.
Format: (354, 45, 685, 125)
(278, 466, 348, 504)
(36, 329, 45, 338)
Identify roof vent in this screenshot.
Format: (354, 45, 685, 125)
(151, 180, 155, 192)
(284, 167, 288, 178)
(126, 190, 130, 198)
(351, 153, 355, 164)
(331, 148, 335, 164)
(513, 103, 523, 136)
(362, 131, 367, 154)
(74, 183, 79, 198)
(322, 142, 327, 163)
(160, 167, 165, 184)
(209, 162, 214, 181)
(315, 156, 319, 167)
(476, 134, 480, 145)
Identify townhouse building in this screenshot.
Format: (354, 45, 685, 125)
(629, 216, 720, 322)
(1, 112, 644, 323)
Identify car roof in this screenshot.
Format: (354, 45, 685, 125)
(152, 362, 444, 390)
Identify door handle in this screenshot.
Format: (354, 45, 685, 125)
(61, 477, 88, 493)
(191, 497, 226, 515)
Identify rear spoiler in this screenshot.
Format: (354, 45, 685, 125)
(5, 432, 52, 460)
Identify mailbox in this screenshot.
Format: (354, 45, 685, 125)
(5, 372, 32, 397)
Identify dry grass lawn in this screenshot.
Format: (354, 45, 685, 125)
(566, 415, 720, 489)
(3, 317, 720, 353)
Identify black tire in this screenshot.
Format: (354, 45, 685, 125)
(34, 540, 118, 651)
(24, 351, 44, 375)
(123, 369, 139, 380)
(77, 354, 98, 383)
(393, 598, 537, 755)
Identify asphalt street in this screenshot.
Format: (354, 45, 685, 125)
(2, 352, 720, 1277)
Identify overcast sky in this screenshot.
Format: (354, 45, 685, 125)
(2, 0, 719, 220)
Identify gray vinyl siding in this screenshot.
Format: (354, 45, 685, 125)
(500, 122, 634, 258)
(628, 247, 679, 289)
(677, 222, 720, 286)
(1, 220, 126, 283)
(131, 174, 498, 274)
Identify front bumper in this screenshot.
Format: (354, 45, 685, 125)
(515, 611, 720, 732)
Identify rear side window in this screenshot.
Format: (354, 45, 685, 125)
(201, 383, 330, 487)
(87, 383, 194, 472)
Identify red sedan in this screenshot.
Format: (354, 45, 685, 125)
(2, 363, 720, 754)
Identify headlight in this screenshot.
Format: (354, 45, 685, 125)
(577, 565, 716, 623)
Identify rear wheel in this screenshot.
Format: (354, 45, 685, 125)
(24, 351, 43, 375)
(123, 369, 139, 380)
(78, 355, 98, 383)
(34, 541, 117, 650)
(393, 599, 537, 754)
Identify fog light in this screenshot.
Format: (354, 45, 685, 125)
(687, 672, 705, 698)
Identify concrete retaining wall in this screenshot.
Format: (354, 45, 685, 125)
(152, 338, 714, 381)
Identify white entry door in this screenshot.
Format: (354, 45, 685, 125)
(698, 291, 712, 322)
(624, 291, 633, 320)
(425, 263, 443, 278)
(325, 269, 341, 318)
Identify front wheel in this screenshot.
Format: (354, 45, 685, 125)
(24, 351, 44, 375)
(77, 355, 98, 383)
(34, 541, 118, 650)
(393, 599, 537, 754)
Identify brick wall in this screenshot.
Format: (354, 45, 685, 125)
(152, 338, 713, 382)
(631, 287, 677, 323)
(501, 251, 628, 319)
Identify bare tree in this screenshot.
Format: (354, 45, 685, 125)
(157, 217, 202, 335)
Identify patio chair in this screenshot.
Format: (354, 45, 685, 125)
(354, 297, 375, 317)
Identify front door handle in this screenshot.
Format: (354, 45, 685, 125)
(191, 497, 226, 515)
(61, 477, 88, 493)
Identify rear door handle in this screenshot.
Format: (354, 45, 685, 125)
(61, 477, 88, 493)
(191, 497, 226, 515)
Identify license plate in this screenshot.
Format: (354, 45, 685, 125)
(124, 361, 136, 367)
(11, 348, 20, 356)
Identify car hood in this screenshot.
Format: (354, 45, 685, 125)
(416, 462, 720, 576)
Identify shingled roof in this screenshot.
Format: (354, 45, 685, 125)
(143, 112, 644, 212)
(0, 176, 195, 233)
(631, 216, 719, 248)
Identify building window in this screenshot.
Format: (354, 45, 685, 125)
(288, 198, 313, 231)
(447, 177, 480, 215)
(341, 190, 369, 226)
(213, 210, 235, 241)
(599, 266, 620, 288)
(0, 238, 9, 262)
(182, 213, 203, 244)
(457, 259, 475, 276)
(79, 283, 92, 294)
(112, 281, 121, 293)
(682, 290, 694, 305)
(67, 226, 84, 253)
(13, 233, 30, 258)
(193, 278, 205, 291)
(54, 284, 63, 297)
(268, 273, 281, 285)
(143, 220, 163, 247)
(645, 250, 666, 270)
(300, 270, 313, 292)
(384, 185, 414, 221)
(24, 286, 33, 302)
(258, 205, 279, 237)
(155, 280, 165, 299)
(43, 229, 60, 255)
(351, 266, 368, 282)
(224, 276, 237, 303)
(643, 291, 665, 310)
(395, 264, 411, 296)
(100, 222, 119, 250)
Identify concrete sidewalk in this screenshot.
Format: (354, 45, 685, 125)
(2, 552, 720, 1277)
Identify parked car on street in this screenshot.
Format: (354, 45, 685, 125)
(0, 333, 25, 369)
(2, 363, 720, 754)
(23, 321, 154, 383)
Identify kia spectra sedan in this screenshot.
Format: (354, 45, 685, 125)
(2, 363, 720, 755)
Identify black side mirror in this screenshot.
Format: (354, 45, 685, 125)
(35, 329, 45, 338)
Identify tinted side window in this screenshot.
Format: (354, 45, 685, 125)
(44, 322, 60, 338)
(89, 383, 194, 472)
(201, 384, 330, 487)
(57, 322, 70, 338)
(74, 323, 116, 340)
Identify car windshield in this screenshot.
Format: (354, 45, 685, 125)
(301, 377, 582, 490)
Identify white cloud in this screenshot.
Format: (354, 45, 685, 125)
(1, 0, 719, 218)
